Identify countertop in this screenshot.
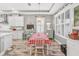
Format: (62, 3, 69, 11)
(0, 32, 12, 37)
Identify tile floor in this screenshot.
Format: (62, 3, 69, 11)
(4, 40, 65, 56)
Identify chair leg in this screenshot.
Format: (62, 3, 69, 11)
(35, 48, 37, 56)
(30, 46, 32, 56)
(47, 45, 48, 56)
(43, 48, 44, 56)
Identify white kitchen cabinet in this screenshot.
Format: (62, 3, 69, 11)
(12, 30, 23, 40)
(4, 34, 12, 50)
(0, 38, 1, 53)
(0, 33, 12, 55)
(0, 37, 4, 54)
(0, 18, 4, 22)
(17, 30, 23, 40)
(8, 15, 24, 26)
(67, 39, 79, 56)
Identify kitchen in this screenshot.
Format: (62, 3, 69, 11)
(0, 3, 79, 56)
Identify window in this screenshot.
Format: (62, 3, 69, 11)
(55, 10, 71, 37)
(61, 13, 64, 23)
(62, 24, 64, 36)
(57, 16, 60, 24)
(65, 10, 70, 19)
(58, 15, 60, 19)
(36, 17, 45, 33)
(56, 17, 58, 24)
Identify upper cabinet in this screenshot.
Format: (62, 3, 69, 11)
(0, 14, 8, 23)
(8, 15, 24, 26)
(0, 18, 4, 22)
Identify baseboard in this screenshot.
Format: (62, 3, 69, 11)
(55, 39, 62, 45)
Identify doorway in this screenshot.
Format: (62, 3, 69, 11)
(36, 16, 45, 33)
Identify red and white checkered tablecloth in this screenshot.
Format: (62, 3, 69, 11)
(26, 33, 52, 45)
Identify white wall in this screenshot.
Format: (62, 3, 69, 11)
(24, 15, 53, 35)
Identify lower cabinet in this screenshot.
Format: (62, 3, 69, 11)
(4, 35, 12, 50)
(0, 34, 12, 55)
(12, 30, 23, 40)
(0, 38, 4, 54)
(67, 39, 79, 56)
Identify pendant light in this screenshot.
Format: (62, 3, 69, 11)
(38, 3, 40, 16)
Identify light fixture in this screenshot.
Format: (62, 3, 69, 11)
(46, 22, 51, 30)
(38, 3, 41, 15)
(28, 3, 31, 6)
(11, 8, 19, 14)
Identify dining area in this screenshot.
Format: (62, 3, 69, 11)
(3, 32, 64, 56)
(0, 3, 68, 56)
(26, 33, 52, 56)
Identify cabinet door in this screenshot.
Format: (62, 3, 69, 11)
(14, 16, 24, 26)
(8, 35, 12, 47)
(1, 37, 4, 52)
(4, 36, 8, 50)
(8, 16, 24, 26)
(17, 30, 23, 40)
(12, 31, 18, 40)
(12, 30, 23, 40)
(67, 40, 79, 56)
(0, 38, 1, 53)
(2, 35, 12, 51)
(8, 16, 15, 26)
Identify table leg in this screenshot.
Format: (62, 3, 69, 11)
(47, 44, 48, 56)
(30, 45, 32, 56)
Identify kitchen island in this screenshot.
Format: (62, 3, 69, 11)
(67, 38, 79, 56)
(0, 32, 12, 56)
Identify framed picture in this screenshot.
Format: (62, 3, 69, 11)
(27, 24, 34, 29)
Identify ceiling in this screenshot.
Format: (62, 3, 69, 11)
(0, 3, 53, 12)
(0, 3, 68, 15)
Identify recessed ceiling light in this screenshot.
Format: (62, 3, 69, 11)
(11, 8, 15, 11)
(38, 3, 40, 5)
(28, 3, 31, 6)
(0, 10, 3, 13)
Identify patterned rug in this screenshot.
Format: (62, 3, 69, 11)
(4, 40, 65, 56)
